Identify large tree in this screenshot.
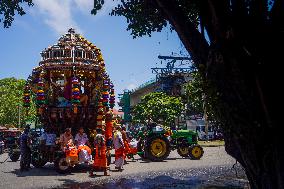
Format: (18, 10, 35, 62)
(1, 0, 283, 188)
(93, 2, 283, 188)
(0, 78, 36, 127)
(132, 92, 183, 126)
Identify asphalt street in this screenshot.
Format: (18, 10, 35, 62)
(0, 147, 249, 189)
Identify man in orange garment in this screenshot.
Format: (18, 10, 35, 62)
(121, 125, 130, 164)
(89, 128, 109, 176)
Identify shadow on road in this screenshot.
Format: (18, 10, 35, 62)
(4, 164, 91, 177)
(53, 174, 248, 189)
(138, 157, 188, 163)
(53, 179, 94, 189)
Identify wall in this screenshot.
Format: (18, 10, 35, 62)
(129, 82, 158, 107)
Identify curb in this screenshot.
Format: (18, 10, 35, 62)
(199, 144, 224, 147)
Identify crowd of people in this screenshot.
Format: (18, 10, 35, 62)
(18, 124, 132, 176)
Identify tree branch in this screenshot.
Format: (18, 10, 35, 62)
(271, 0, 284, 30)
(154, 0, 209, 68)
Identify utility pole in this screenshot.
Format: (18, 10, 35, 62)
(157, 55, 192, 61)
(152, 55, 192, 129)
(204, 105, 209, 141)
(18, 105, 21, 129)
(152, 55, 192, 79)
(203, 94, 209, 141)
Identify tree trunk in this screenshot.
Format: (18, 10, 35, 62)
(152, 1, 284, 187)
(206, 34, 284, 188)
(154, 0, 209, 67)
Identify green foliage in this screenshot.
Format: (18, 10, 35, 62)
(0, 0, 33, 28)
(92, 0, 199, 38)
(0, 78, 36, 126)
(132, 92, 183, 125)
(184, 72, 217, 120)
(184, 72, 203, 115)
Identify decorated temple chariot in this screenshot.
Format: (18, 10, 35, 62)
(22, 28, 115, 172)
(23, 28, 115, 134)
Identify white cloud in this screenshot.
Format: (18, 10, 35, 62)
(74, 0, 93, 14)
(33, 0, 82, 35)
(31, 0, 119, 36)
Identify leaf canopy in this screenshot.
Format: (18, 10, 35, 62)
(132, 92, 183, 126)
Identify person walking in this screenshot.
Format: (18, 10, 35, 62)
(19, 125, 32, 171)
(0, 136, 4, 155)
(121, 125, 130, 164)
(113, 126, 124, 171)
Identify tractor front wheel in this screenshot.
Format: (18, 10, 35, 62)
(189, 144, 204, 160)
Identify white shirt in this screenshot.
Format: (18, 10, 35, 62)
(75, 133, 88, 146)
(113, 131, 124, 149)
(40, 133, 56, 145)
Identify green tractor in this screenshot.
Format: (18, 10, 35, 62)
(136, 123, 204, 161)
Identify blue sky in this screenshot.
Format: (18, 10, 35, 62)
(0, 0, 187, 96)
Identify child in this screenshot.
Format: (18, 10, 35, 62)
(89, 128, 109, 176)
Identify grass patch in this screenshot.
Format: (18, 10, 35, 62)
(198, 140, 225, 147)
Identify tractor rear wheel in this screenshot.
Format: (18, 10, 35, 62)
(145, 135, 170, 161)
(189, 144, 204, 160)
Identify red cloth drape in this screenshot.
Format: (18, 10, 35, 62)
(93, 146, 107, 168)
(115, 147, 124, 160)
(78, 145, 91, 155)
(123, 141, 130, 159)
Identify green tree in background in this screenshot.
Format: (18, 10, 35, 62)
(184, 72, 203, 115)
(0, 78, 36, 127)
(132, 92, 183, 126)
(184, 72, 216, 120)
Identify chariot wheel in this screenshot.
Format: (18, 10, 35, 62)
(54, 156, 70, 174)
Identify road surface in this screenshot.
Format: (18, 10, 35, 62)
(0, 147, 249, 189)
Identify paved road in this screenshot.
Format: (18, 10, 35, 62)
(0, 147, 248, 189)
